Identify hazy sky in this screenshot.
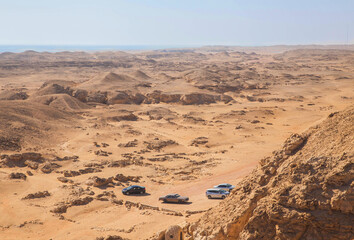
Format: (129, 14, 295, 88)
(0, 0, 353, 46)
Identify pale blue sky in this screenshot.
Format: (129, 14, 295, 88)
(0, 0, 353, 46)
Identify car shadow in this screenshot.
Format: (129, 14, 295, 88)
(124, 193, 151, 197)
(161, 201, 193, 205)
(96, 185, 115, 190)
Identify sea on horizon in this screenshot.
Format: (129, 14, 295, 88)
(0, 45, 194, 53)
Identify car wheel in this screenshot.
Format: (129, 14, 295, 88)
(222, 195, 226, 199)
(140, 191, 143, 194)
(126, 192, 129, 195)
(178, 200, 182, 203)
(207, 195, 212, 199)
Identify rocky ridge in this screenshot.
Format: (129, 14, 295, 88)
(157, 106, 354, 240)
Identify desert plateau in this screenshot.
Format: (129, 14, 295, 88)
(0, 46, 353, 240)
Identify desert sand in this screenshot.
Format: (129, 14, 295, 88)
(0, 46, 353, 240)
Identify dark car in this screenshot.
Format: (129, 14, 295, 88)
(122, 185, 146, 195)
(159, 194, 189, 203)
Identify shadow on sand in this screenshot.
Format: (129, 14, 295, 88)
(124, 193, 151, 197)
(160, 201, 193, 205)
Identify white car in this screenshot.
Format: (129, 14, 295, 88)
(213, 183, 235, 191)
(206, 188, 230, 199)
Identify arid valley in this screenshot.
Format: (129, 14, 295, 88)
(0, 46, 353, 240)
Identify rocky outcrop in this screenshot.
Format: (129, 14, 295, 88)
(96, 191, 117, 201)
(0, 137, 21, 151)
(144, 139, 177, 151)
(108, 91, 145, 104)
(157, 225, 184, 240)
(22, 191, 50, 200)
(32, 81, 234, 106)
(1, 152, 43, 167)
(144, 91, 181, 104)
(36, 83, 73, 96)
(41, 162, 61, 173)
(86, 176, 114, 187)
(0, 90, 29, 100)
(96, 235, 128, 240)
(118, 139, 138, 148)
(105, 90, 234, 105)
(114, 174, 141, 183)
(57, 176, 73, 183)
(9, 172, 27, 180)
(180, 93, 216, 105)
(72, 89, 88, 102)
(108, 113, 139, 122)
(165, 106, 354, 240)
(282, 133, 307, 155)
(143, 107, 178, 121)
(51, 196, 94, 214)
(87, 91, 108, 104)
(63, 170, 81, 177)
(34, 81, 108, 105)
(190, 137, 209, 146)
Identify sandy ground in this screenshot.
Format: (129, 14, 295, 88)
(0, 47, 353, 239)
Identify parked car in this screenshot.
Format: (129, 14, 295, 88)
(122, 185, 146, 195)
(206, 188, 230, 199)
(213, 183, 235, 191)
(159, 194, 189, 203)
